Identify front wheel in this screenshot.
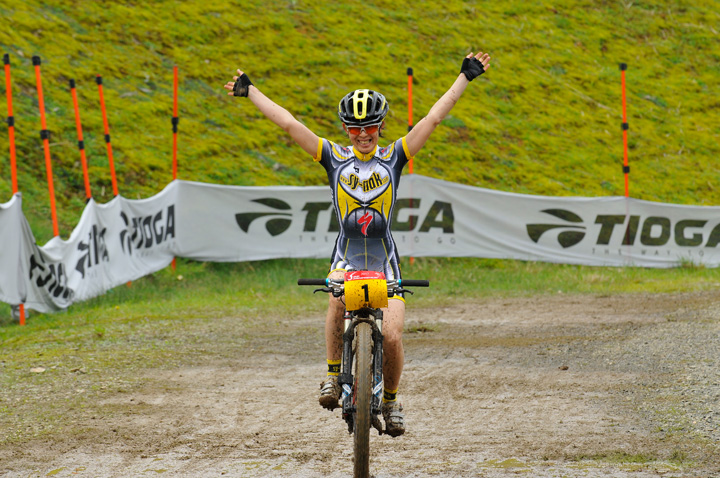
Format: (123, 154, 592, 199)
(353, 322, 372, 478)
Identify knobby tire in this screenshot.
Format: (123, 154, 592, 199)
(353, 322, 372, 478)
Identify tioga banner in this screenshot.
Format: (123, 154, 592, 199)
(2, 175, 720, 312)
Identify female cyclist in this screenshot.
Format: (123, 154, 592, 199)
(224, 50, 491, 436)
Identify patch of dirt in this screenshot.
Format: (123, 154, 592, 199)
(2, 292, 719, 477)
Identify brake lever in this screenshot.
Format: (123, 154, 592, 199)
(313, 287, 345, 298)
(393, 288, 414, 296)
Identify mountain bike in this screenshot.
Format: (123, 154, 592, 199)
(298, 271, 429, 478)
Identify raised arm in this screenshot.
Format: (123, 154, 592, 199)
(224, 69, 320, 158)
(405, 51, 491, 158)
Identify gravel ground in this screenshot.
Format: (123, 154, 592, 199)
(1, 291, 719, 477)
(609, 301, 720, 446)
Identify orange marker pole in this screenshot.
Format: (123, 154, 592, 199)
(4, 54, 24, 324)
(171, 66, 179, 271)
(172, 66, 179, 180)
(4, 54, 17, 194)
(407, 67, 414, 173)
(620, 63, 630, 198)
(33, 56, 59, 238)
(18, 305, 25, 326)
(70, 79, 92, 200)
(96, 75, 119, 196)
(407, 67, 415, 265)
(97, 75, 129, 285)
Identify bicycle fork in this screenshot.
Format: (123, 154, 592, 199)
(338, 309, 385, 435)
(371, 310, 384, 435)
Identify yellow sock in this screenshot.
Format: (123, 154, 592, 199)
(383, 387, 398, 403)
(327, 359, 341, 377)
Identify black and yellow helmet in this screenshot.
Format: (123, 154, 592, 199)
(338, 89, 389, 126)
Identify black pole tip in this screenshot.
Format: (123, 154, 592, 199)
(3, 54, 9, 65)
(32, 56, 41, 65)
(407, 67, 413, 75)
(69, 79, 76, 88)
(619, 63, 628, 71)
(95, 75, 102, 85)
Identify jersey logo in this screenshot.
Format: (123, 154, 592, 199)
(358, 212, 373, 236)
(340, 174, 360, 190)
(340, 171, 389, 192)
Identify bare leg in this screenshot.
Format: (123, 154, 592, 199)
(319, 271, 346, 410)
(381, 299, 405, 391)
(325, 270, 345, 362)
(324, 276, 405, 392)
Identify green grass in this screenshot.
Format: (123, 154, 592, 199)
(570, 451, 657, 464)
(1, 0, 719, 244)
(2, 256, 717, 336)
(1, 3, 719, 333)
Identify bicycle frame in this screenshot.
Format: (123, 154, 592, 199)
(338, 306, 384, 435)
(298, 272, 429, 478)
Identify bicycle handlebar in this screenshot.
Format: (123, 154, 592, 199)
(399, 280, 430, 287)
(297, 278, 429, 287)
(297, 278, 327, 286)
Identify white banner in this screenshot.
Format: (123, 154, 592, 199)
(0, 194, 28, 306)
(2, 175, 720, 312)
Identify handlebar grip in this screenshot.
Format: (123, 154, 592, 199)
(297, 278, 327, 286)
(400, 280, 430, 287)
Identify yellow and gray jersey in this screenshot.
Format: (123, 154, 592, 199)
(314, 137, 413, 280)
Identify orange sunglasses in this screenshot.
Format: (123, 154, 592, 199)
(346, 123, 381, 135)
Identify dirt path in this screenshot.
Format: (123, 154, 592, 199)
(2, 292, 719, 477)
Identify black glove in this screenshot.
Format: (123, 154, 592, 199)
(233, 73, 254, 97)
(460, 57, 485, 81)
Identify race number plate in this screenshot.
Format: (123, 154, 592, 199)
(344, 271, 388, 311)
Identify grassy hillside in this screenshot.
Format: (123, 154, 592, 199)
(1, 0, 719, 243)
